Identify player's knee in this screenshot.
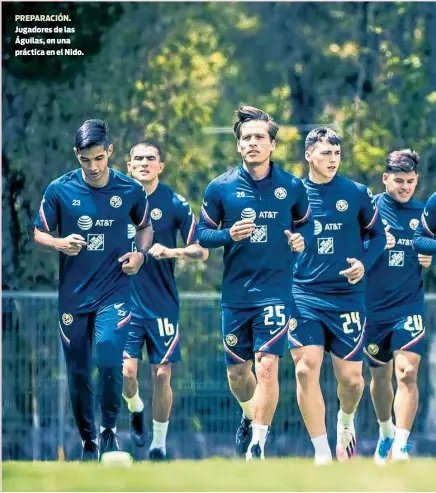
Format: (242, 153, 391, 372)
(371, 373, 391, 388)
(255, 356, 277, 382)
(227, 364, 250, 385)
(396, 364, 418, 386)
(339, 372, 363, 392)
(153, 365, 172, 388)
(123, 363, 137, 380)
(295, 360, 320, 386)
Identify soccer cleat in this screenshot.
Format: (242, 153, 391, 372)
(391, 443, 411, 462)
(130, 410, 146, 447)
(314, 454, 333, 466)
(99, 429, 120, 456)
(246, 443, 264, 461)
(149, 447, 167, 461)
(236, 416, 252, 457)
(81, 440, 99, 461)
(336, 425, 357, 461)
(374, 436, 394, 466)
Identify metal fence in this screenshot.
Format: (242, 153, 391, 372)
(2, 291, 436, 461)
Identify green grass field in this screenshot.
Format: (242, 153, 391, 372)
(3, 458, 436, 492)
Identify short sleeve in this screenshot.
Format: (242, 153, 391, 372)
(199, 180, 223, 230)
(130, 183, 150, 227)
(174, 193, 198, 245)
(34, 182, 59, 232)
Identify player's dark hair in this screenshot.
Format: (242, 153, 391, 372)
(233, 105, 279, 141)
(75, 119, 110, 151)
(386, 149, 419, 173)
(130, 140, 164, 162)
(305, 127, 341, 151)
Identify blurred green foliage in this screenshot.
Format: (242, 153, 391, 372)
(3, 1, 436, 291)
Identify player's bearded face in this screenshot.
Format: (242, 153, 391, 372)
(237, 120, 275, 167)
(74, 144, 112, 184)
(127, 145, 164, 184)
(383, 171, 418, 203)
(306, 142, 341, 183)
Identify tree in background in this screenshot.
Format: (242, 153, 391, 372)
(3, 1, 436, 291)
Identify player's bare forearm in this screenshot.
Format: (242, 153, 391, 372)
(135, 221, 153, 251)
(174, 244, 209, 261)
(34, 228, 87, 256)
(34, 227, 58, 252)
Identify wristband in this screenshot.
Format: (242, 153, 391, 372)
(137, 249, 149, 262)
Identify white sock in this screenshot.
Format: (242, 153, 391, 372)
(249, 423, 269, 451)
(378, 418, 395, 439)
(150, 420, 169, 451)
(311, 434, 332, 457)
(239, 397, 254, 420)
(100, 426, 116, 434)
(123, 390, 144, 413)
(393, 428, 410, 449)
(338, 408, 355, 427)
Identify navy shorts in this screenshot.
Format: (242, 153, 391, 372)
(124, 313, 181, 365)
(289, 293, 365, 361)
(364, 309, 426, 367)
(222, 303, 292, 365)
(58, 302, 131, 367)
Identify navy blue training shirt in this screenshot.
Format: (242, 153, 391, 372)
(294, 174, 386, 296)
(131, 182, 198, 319)
(366, 193, 425, 321)
(198, 162, 313, 308)
(34, 168, 149, 312)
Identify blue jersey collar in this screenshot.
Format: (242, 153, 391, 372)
(238, 161, 280, 186)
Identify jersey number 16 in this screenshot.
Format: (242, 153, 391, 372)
(157, 318, 175, 337)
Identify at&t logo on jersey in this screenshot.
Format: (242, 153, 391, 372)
(314, 220, 323, 235)
(336, 200, 348, 212)
(127, 224, 136, 239)
(110, 196, 122, 208)
(259, 211, 278, 219)
(78, 216, 114, 230)
(87, 234, 105, 251)
(274, 187, 287, 199)
(251, 225, 267, 243)
(389, 250, 404, 267)
(241, 208, 256, 221)
(78, 215, 93, 230)
(318, 237, 334, 254)
(95, 219, 114, 227)
(151, 208, 163, 220)
(397, 238, 412, 246)
(325, 223, 343, 231)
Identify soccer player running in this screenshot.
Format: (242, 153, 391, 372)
(34, 120, 153, 461)
(365, 150, 432, 464)
(198, 105, 313, 461)
(288, 128, 386, 465)
(122, 141, 209, 460)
